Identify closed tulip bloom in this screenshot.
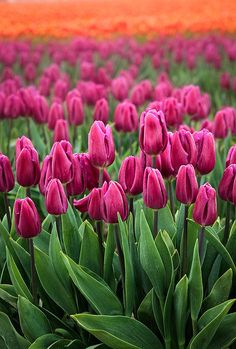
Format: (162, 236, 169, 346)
(74, 187, 103, 220)
(139, 109, 168, 155)
(88, 121, 115, 168)
(160, 132, 175, 179)
(176, 165, 198, 204)
(193, 183, 217, 226)
(162, 97, 183, 127)
(82, 153, 110, 190)
(67, 96, 84, 126)
(140, 151, 161, 170)
(218, 164, 236, 203)
(50, 141, 74, 184)
(33, 95, 49, 124)
(67, 153, 87, 196)
(220, 72, 231, 90)
(101, 181, 128, 223)
(0, 154, 14, 192)
(224, 107, 236, 136)
(118, 156, 144, 196)
(14, 198, 41, 238)
(4, 94, 23, 119)
(192, 93, 211, 121)
(93, 98, 109, 124)
(182, 85, 201, 116)
(130, 84, 145, 106)
(48, 102, 64, 130)
(111, 77, 129, 101)
(171, 129, 197, 171)
(213, 110, 229, 139)
(143, 167, 167, 209)
(45, 179, 68, 215)
(16, 146, 40, 187)
(114, 101, 138, 133)
(15, 136, 34, 160)
(193, 129, 216, 175)
(39, 155, 52, 195)
(226, 145, 236, 167)
(53, 119, 70, 142)
(200, 120, 213, 133)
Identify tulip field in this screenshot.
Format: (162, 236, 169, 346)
(1, 31, 236, 349)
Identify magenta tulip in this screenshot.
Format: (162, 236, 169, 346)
(193, 129, 216, 175)
(143, 167, 167, 209)
(14, 197, 41, 238)
(193, 183, 217, 226)
(176, 165, 198, 204)
(45, 179, 68, 215)
(118, 156, 144, 196)
(0, 154, 14, 192)
(50, 141, 74, 184)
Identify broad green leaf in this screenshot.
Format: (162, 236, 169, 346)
(18, 296, 52, 342)
(139, 210, 165, 300)
(189, 241, 203, 322)
(158, 206, 176, 238)
(34, 248, 77, 314)
(103, 224, 116, 289)
(29, 334, 61, 349)
(203, 269, 232, 310)
(208, 313, 236, 349)
(174, 275, 188, 349)
(176, 204, 185, 248)
(62, 253, 123, 315)
(137, 289, 156, 331)
(0, 284, 17, 307)
(73, 314, 163, 349)
(189, 300, 235, 349)
(0, 311, 30, 349)
(47, 339, 84, 348)
(118, 216, 135, 316)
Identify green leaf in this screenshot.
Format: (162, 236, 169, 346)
(158, 206, 176, 238)
(18, 296, 52, 342)
(29, 334, 61, 349)
(137, 289, 156, 331)
(176, 204, 185, 248)
(47, 339, 84, 348)
(79, 221, 101, 275)
(203, 269, 232, 310)
(62, 253, 123, 315)
(174, 275, 188, 349)
(73, 313, 164, 349)
(6, 249, 33, 302)
(205, 227, 236, 274)
(139, 210, 165, 300)
(34, 248, 77, 314)
(118, 216, 135, 316)
(103, 224, 116, 289)
(189, 241, 203, 322)
(0, 284, 17, 307)
(189, 300, 235, 349)
(0, 311, 30, 349)
(61, 203, 81, 262)
(208, 313, 236, 349)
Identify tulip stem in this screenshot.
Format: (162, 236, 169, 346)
(198, 226, 205, 262)
(98, 168, 104, 187)
(223, 201, 231, 244)
(56, 215, 63, 246)
(168, 180, 175, 220)
(114, 224, 125, 300)
(28, 238, 37, 305)
(181, 205, 189, 276)
(26, 187, 31, 198)
(3, 192, 11, 231)
(96, 220, 104, 275)
(26, 118, 31, 139)
(129, 197, 136, 240)
(73, 126, 77, 148)
(152, 155, 156, 169)
(153, 210, 158, 238)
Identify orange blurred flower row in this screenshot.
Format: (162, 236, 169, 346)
(0, 0, 236, 38)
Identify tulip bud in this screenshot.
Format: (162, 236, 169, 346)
(130, 84, 145, 106)
(220, 72, 231, 90)
(88, 121, 115, 168)
(218, 164, 236, 204)
(82, 153, 110, 190)
(171, 129, 197, 171)
(213, 109, 229, 139)
(162, 97, 183, 127)
(111, 77, 129, 101)
(14, 197, 41, 238)
(200, 120, 213, 132)
(139, 109, 168, 156)
(74, 187, 103, 220)
(45, 179, 68, 215)
(101, 181, 128, 223)
(33, 95, 49, 124)
(176, 165, 198, 204)
(53, 119, 70, 142)
(0, 154, 14, 192)
(118, 156, 144, 196)
(193, 183, 217, 226)
(182, 85, 201, 115)
(160, 132, 175, 179)
(16, 143, 40, 187)
(66, 153, 87, 196)
(143, 167, 167, 209)
(93, 98, 109, 124)
(140, 151, 161, 170)
(193, 129, 216, 175)
(67, 96, 84, 126)
(114, 101, 138, 133)
(15, 136, 34, 160)
(226, 145, 236, 167)
(39, 155, 52, 195)
(4, 94, 23, 119)
(48, 102, 64, 130)
(50, 141, 74, 184)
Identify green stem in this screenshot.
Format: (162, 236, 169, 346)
(168, 180, 175, 220)
(28, 238, 37, 305)
(114, 224, 125, 299)
(73, 126, 78, 148)
(152, 155, 156, 168)
(96, 220, 104, 275)
(26, 187, 31, 198)
(153, 210, 158, 238)
(223, 201, 231, 244)
(26, 118, 31, 139)
(98, 168, 104, 188)
(3, 192, 11, 231)
(7, 119, 13, 157)
(181, 205, 189, 276)
(56, 215, 62, 246)
(198, 226, 205, 262)
(192, 318, 198, 336)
